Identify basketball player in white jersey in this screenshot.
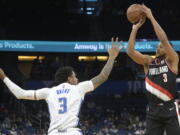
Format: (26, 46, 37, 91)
(0, 37, 122, 135)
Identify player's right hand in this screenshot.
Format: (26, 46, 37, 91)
(108, 37, 122, 60)
(0, 68, 6, 80)
(132, 18, 145, 30)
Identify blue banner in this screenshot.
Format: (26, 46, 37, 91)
(0, 40, 180, 53)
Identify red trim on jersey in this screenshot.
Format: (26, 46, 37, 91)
(145, 77, 174, 99)
(165, 59, 178, 75)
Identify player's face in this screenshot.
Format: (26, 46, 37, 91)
(68, 71, 78, 85)
(156, 43, 166, 57)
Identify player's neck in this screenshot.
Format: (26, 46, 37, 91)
(156, 54, 166, 60)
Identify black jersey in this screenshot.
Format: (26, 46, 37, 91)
(145, 56, 177, 104)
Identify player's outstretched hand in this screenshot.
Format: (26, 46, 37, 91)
(0, 68, 6, 80)
(108, 37, 123, 60)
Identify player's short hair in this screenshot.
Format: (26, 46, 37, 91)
(53, 66, 74, 86)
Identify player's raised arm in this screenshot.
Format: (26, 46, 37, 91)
(127, 18, 152, 66)
(142, 4, 179, 62)
(0, 68, 49, 100)
(91, 37, 121, 89)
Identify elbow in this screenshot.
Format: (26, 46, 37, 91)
(16, 95, 23, 99)
(14, 89, 26, 100)
(103, 76, 108, 82)
(100, 73, 108, 82)
(127, 49, 131, 55)
(127, 49, 134, 56)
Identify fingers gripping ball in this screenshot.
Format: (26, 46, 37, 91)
(127, 4, 145, 24)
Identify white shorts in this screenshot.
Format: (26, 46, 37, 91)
(48, 128, 82, 135)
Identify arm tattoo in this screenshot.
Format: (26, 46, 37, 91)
(91, 58, 115, 89)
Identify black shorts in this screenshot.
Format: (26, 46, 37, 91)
(146, 101, 180, 135)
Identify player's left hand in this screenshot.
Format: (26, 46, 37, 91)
(108, 37, 123, 60)
(141, 4, 153, 20)
(0, 68, 6, 80)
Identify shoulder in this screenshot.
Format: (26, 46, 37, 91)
(76, 81, 94, 90)
(165, 57, 179, 74)
(166, 52, 179, 65)
(167, 52, 179, 62)
(77, 81, 93, 86)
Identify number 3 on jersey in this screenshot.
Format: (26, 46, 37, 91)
(58, 97, 67, 114)
(163, 73, 168, 82)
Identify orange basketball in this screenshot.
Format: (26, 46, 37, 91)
(127, 4, 145, 24)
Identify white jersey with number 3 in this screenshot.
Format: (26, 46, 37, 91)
(46, 81, 94, 134)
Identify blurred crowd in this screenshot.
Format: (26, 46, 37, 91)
(29, 55, 144, 81)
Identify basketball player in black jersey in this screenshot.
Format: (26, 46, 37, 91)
(127, 4, 180, 135)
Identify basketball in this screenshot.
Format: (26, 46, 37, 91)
(127, 4, 145, 24)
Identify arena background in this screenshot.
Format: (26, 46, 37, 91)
(0, 0, 180, 135)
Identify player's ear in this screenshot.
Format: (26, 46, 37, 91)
(67, 76, 72, 84)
